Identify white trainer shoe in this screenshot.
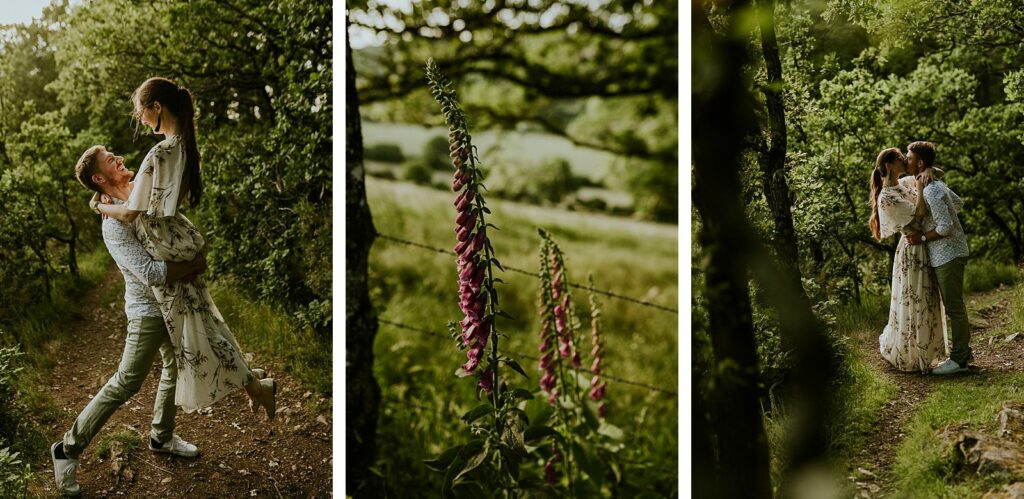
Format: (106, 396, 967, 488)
(51, 441, 80, 496)
(149, 434, 199, 457)
(932, 358, 968, 375)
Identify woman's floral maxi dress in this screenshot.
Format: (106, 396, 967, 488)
(126, 136, 255, 412)
(878, 175, 948, 372)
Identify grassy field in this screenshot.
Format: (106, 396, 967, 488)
(362, 122, 620, 183)
(366, 177, 679, 495)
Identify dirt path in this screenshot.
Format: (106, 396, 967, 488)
(849, 286, 1024, 497)
(27, 267, 332, 498)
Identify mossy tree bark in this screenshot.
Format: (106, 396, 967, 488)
(345, 19, 382, 497)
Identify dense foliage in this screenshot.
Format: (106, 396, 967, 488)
(0, 0, 331, 335)
(695, 0, 1024, 394)
(349, 0, 678, 222)
(694, 0, 1024, 493)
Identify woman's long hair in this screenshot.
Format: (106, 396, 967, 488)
(131, 76, 202, 208)
(869, 147, 903, 241)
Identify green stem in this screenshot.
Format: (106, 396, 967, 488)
(556, 250, 586, 430)
(553, 339, 576, 496)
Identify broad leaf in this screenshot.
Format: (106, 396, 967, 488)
(503, 358, 529, 379)
(424, 444, 463, 472)
(461, 403, 493, 424)
(523, 425, 559, 441)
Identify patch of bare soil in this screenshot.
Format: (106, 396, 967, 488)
(27, 267, 332, 498)
(849, 285, 1024, 498)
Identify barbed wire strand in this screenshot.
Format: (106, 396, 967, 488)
(374, 233, 679, 314)
(377, 318, 678, 396)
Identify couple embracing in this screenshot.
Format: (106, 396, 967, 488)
(50, 77, 279, 496)
(870, 141, 972, 375)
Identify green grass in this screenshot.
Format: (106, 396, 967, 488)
(764, 291, 898, 488)
(208, 282, 331, 412)
(883, 280, 1024, 497)
(94, 425, 141, 460)
(824, 292, 897, 465)
(965, 260, 1019, 294)
(0, 247, 112, 464)
(2, 248, 111, 355)
(890, 373, 1024, 498)
(366, 178, 678, 495)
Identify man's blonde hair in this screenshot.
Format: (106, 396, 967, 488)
(74, 145, 106, 193)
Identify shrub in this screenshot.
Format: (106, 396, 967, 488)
(401, 160, 433, 185)
(965, 260, 1019, 294)
(421, 135, 452, 170)
(0, 444, 30, 499)
(365, 143, 405, 163)
(489, 157, 581, 205)
(0, 346, 26, 449)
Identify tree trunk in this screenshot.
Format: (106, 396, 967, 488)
(60, 181, 79, 278)
(755, 0, 809, 307)
(754, 4, 837, 487)
(693, 3, 772, 498)
(345, 24, 382, 497)
(986, 207, 1023, 264)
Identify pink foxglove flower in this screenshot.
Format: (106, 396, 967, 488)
(537, 314, 559, 403)
(478, 367, 494, 394)
(544, 443, 562, 485)
(586, 274, 608, 418)
(544, 459, 557, 485)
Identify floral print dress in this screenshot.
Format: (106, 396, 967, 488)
(126, 135, 255, 412)
(878, 175, 948, 372)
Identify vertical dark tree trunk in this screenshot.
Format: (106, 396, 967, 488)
(345, 23, 382, 497)
(692, 358, 719, 499)
(753, 2, 837, 488)
(986, 208, 1023, 264)
(693, 3, 772, 498)
(60, 181, 78, 278)
(755, 0, 809, 307)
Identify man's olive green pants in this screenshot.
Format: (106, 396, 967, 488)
(934, 256, 972, 366)
(63, 316, 178, 459)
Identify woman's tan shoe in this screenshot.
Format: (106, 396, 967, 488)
(252, 378, 277, 421)
(247, 369, 268, 414)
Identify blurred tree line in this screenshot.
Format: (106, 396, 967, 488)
(0, 0, 331, 336)
(347, 0, 678, 223)
(694, 0, 1024, 495)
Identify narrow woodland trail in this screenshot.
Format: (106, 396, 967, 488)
(849, 285, 1024, 497)
(28, 266, 332, 498)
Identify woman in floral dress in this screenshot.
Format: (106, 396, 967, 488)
(94, 77, 277, 417)
(869, 147, 948, 372)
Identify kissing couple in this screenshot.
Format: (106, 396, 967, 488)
(869, 141, 972, 375)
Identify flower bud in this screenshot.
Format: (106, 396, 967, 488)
(544, 460, 557, 485)
(478, 367, 494, 394)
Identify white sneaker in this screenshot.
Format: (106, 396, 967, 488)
(149, 434, 199, 457)
(932, 358, 968, 375)
(51, 441, 80, 496)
